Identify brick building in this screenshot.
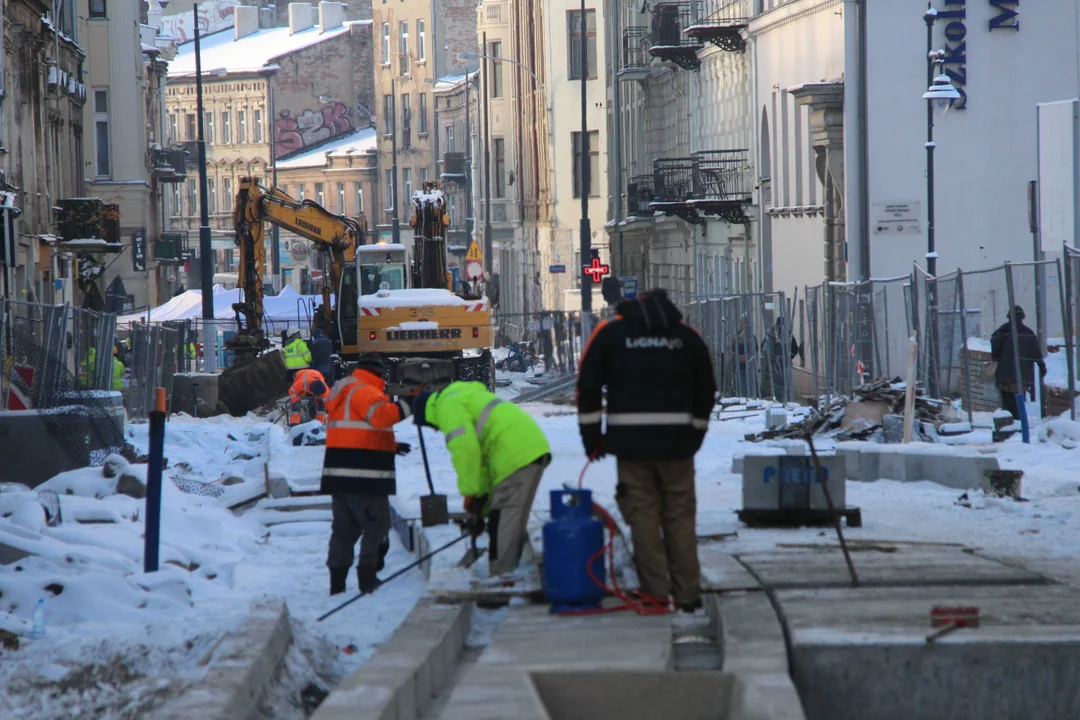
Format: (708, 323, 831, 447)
(165, 2, 374, 288)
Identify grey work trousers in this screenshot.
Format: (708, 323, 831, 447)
(327, 494, 391, 569)
(488, 455, 550, 576)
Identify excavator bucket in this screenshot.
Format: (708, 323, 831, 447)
(218, 350, 292, 417)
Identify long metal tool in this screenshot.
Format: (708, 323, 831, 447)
(804, 432, 860, 587)
(317, 532, 470, 622)
(417, 424, 449, 526)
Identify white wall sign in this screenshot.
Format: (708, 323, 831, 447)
(872, 201, 922, 235)
(1036, 100, 1079, 252)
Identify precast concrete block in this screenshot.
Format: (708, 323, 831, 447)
(878, 452, 908, 482)
(919, 454, 1000, 490)
(0, 408, 90, 488)
(741, 452, 784, 510)
(731, 455, 744, 474)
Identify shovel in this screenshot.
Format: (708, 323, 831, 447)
(416, 424, 449, 527)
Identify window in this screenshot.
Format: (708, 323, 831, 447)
(417, 19, 426, 62)
(169, 113, 178, 143)
(355, 183, 364, 214)
(223, 178, 232, 210)
(93, 89, 110, 177)
(419, 167, 429, 184)
(445, 125, 455, 153)
(448, 195, 456, 224)
(89, 0, 106, 18)
(315, 182, 325, 206)
(298, 184, 306, 201)
(571, 130, 599, 198)
(381, 23, 391, 64)
(568, 10, 597, 80)
(188, 179, 197, 215)
(254, 109, 263, 143)
(221, 111, 231, 145)
(185, 113, 196, 141)
(207, 178, 217, 214)
(383, 95, 393, 136)
(384, 170, 394, 209)
(238, 110, 247, 144)
(399, 21, 410, 75)
(403, 168, 412, 201)
(205, 112, 214, 144)
(171, 184, 181, 216)
(494, 138, 505, 198)
(337, 183, 345, 213)
(418, 92, 428, 135)
(401, 93, 411, 148)
(490, 42, 503, 99)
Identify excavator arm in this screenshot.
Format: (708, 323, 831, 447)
(232, 177, 366, 355)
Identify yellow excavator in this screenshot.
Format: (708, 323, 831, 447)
(217, 178, 492, 415)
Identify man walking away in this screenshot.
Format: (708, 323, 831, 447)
(322, 355, 412, 595)
(577, 289, 716, 613)
(762, 317, 799, 403)
(413, 382, 551, 581)
(310, 328, 334, 381)
(990, 305, 1046, 418)
(288, 367, 329, 426)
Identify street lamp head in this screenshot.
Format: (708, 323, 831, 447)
(923, 6, 938, 24)
(923, 74, 961, 115)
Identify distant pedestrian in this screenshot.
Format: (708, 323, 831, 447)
(727, 317, 757, 397)
(576, 289, 716, 613)
(990, 305, 1046, 418)
(309, 328, 334, 381)
(321, 355, 413, 596)
(762, 317, 799, 403)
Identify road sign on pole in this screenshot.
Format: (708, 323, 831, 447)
(466, 241, 483, 263)
(621, 277, 638, 300)
(465, 260, 484, 280)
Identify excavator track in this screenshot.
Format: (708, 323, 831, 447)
(217, 350, 291, 416)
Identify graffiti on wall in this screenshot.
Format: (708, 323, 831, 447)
(160, 1, 235, 44)
(274, 103, 354, 157)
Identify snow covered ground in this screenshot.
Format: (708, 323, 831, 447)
(3, 391, 1080, 718)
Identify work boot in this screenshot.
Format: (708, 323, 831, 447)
(678, 598, 703, 615)
(329, 567, 348, 596)
(357, 563, 380, 594)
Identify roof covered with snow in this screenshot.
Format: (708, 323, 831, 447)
(274, 128, 378, 169)
(432, 71, 477, 93)
(168, 21, 362, 78)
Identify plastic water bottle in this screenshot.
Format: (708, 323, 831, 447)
(31, 599, 45, 640)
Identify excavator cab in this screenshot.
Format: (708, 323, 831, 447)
(358, 244, 408, 295)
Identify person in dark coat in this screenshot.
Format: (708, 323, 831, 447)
(762, 317, 799, 403)
(309, 328, 334, 381)
(990, 305, 1046, 418)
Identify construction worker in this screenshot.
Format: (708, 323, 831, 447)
(288, 367, 330, 426)
(309, 328, 334, 381)
(79, 346, 124, 391)
(576, 289, 716, 613)
(321, 355, 412, 596)
(282, 330, 312, 374)
(412, 382, 551, 581)
(111, 346, 124, 391)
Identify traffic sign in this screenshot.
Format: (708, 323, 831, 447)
(465, 240, 483, 262)
(583, 257, 610, 284)
(465, 260, 484, 280)
(621, 277, 638, 300)
(549, 264, 566, 274)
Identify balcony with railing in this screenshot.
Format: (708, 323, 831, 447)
(684, 0, 749, 52)
(441, 152, 467, 183)
(626, 175, 655, 217)
(621, 27, 653, 80)
(649, 3, 704, 70)
(649, 149, 752, 224)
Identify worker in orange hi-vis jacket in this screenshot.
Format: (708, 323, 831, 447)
(288, 368, 330, 426)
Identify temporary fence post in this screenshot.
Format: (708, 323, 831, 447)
(1004, 263, 1030, 442)
(956, 269, 974, 424)
(1062, 252, 1078, 421)
(144, 387, 167, 572)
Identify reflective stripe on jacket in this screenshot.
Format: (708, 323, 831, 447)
(283, 337, 312, 369)
(288, 368, 328, 403)
(423, 381, 550, 500)
(320, 368, 411, 495)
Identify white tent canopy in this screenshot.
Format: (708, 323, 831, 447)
(117, 286, 330, 332)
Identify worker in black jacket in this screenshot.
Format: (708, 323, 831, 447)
(576, 289, 716, 613)
(990, 305, 1046, 418)
(309, 328, 334, 381)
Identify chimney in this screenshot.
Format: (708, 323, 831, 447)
(259, 7, 276, 28)
(318, 1, 346, 33)
(234, 5, 260, 40)
(288, 3, 315, 35)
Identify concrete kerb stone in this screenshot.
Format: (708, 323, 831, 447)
(835, 441, 1000, 490)
(156, 597, 293, 720)
(312, 599, 473, 720)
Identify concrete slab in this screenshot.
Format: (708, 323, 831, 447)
(737, 547, 1047, 590)
(839, 442, 1001, 489)
(436, 605, 672, 720)
(699, 545, 760, 592)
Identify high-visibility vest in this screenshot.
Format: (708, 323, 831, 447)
(283, 337, 312, 370)
(320, 369, 411, 496)
(111, 357, 124, 391)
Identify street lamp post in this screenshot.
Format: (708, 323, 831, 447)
(391, 79, 401, 244)
(193, 4, 217, 373)
(481, 32, 493, 278)
(262, 66, 280, 290)
(578, 1, 592, 333)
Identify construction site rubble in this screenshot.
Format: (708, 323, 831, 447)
(746, 377, 951, 443)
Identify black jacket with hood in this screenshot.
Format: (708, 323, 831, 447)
(577, 291, 717, 461)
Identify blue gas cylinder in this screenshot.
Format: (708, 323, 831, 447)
(543, 489, 605, 612)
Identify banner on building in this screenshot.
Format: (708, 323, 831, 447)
(132, 229, 147, 271)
